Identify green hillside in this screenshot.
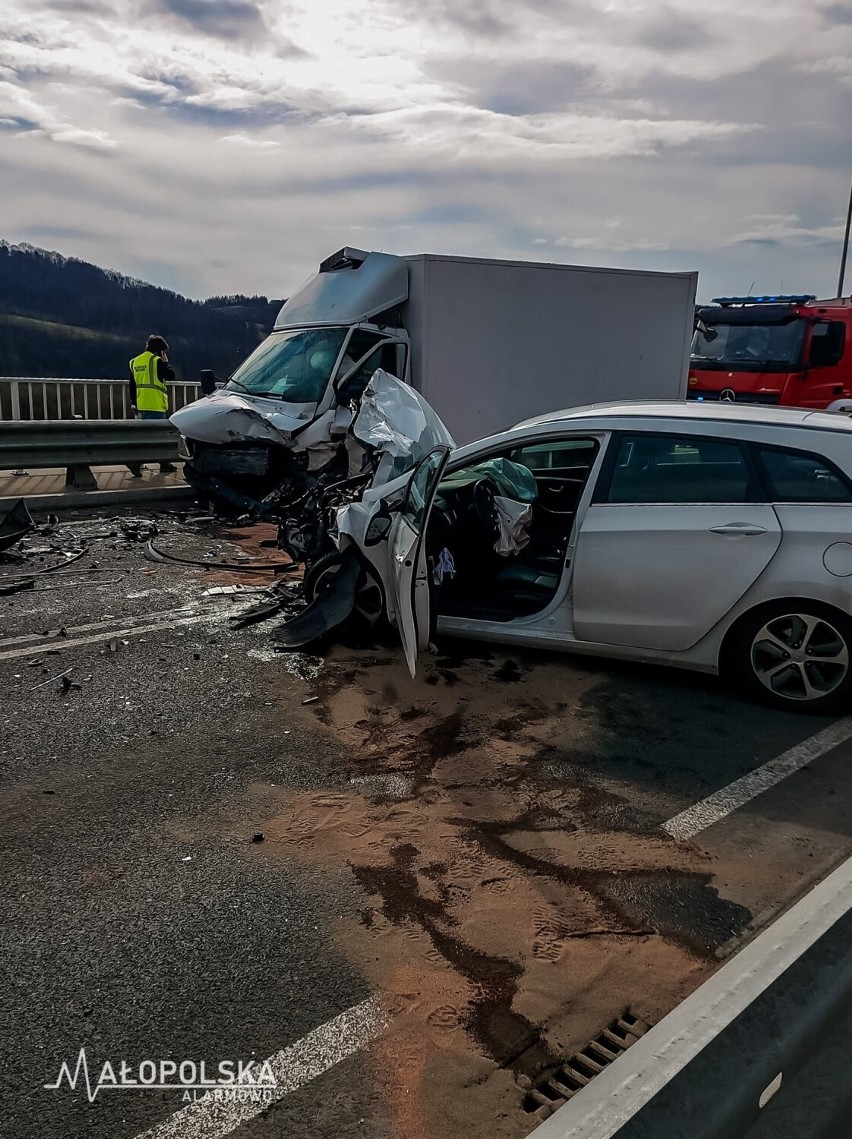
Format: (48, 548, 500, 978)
(0, 241, 283, 381)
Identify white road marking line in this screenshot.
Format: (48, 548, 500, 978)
(0, 605, 200, 649)
(0, 615, 211, 662)
(663, 717, 852, 840)
(133, 997, 385, 1139)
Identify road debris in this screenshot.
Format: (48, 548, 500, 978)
(0, 578, 35, 597)
(251, 833, 265, 844)
(202, 584, 270, 597)
(31, 668, 73, 691)
(144, 537, 298, 574)
(0, 499, 34, 553)
(120, 518, 159, 542)
(0, 543, 89, 578)
(302, 695, 319, 705)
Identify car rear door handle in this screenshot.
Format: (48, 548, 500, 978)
(708, 522, 768, 537)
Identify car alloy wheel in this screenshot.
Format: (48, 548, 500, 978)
(750, 612, 850, 703)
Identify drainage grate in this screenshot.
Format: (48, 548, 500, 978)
(522, 1010, 652, 1116)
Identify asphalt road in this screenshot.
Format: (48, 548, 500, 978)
(2, 506, 851, 1139)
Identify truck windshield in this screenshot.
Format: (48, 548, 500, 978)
(226, 328, 349, 403)
(691, 319, 806, 371)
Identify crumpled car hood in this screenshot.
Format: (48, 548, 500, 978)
(170, 390, 317, 446)
(172, 372, 455, 484)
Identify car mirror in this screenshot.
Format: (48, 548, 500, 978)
(365, 509, 393, 545)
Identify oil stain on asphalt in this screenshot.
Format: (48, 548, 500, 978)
(228, 640, 756, 1139)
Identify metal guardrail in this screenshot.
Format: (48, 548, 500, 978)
(531, 851, 852, 1139)
(0, 377, 202, 421)
(0, 419, 181, 489)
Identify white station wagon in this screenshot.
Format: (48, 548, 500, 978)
(286, 401, 852, 713)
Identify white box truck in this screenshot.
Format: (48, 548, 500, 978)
(172, 247, 696, 559)
(401, 252, 695, 442)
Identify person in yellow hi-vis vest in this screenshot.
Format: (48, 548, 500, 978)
(127, 335, 177, 475)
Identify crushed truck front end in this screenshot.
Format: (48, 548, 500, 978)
(171, 248, 413, 537)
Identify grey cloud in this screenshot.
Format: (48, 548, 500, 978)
(137, 69, 200, 97)
(821, 3, 852, 23)
(404, 202, 490, 225)
(149, 0, 267, 40)
(735, 237, 781, 247)
(419, 0, 512, 38)
(431, 59, 598, 116)
(634, 10, 718, 51)
(18, 224, 93, 241)
(611, 57, 852, 173)
(215, 161, 523, 202)
(42, 0, 110, 10)
(139, 97, 304, 127)
(398, 0, 584, 38)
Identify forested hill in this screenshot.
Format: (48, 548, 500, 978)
(0, 241, 283, 380)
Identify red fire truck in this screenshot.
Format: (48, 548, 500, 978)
(689, 294, 852, 410)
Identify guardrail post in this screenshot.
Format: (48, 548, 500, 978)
(64, 464, 98, 490)
(9, 379, 21, 422)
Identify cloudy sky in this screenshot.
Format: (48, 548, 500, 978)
(1, 0, 851, 302)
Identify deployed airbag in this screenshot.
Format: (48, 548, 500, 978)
(438, 457, 537, 502)
(493, 496, 533, 555)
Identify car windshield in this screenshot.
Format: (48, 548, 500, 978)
(226, 328, 349, 403)
(691, 320, 805, 370)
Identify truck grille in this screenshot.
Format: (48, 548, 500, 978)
(191, 443, 270, 477)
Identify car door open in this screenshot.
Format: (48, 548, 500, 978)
(388, 446, 451, 676)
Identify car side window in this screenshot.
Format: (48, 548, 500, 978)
(754, 446, 852, 503)
(606, 434, 755, 504)
(510, 439, 598, 473)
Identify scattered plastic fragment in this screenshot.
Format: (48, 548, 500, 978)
(121, 518, 159, 542)
(0, 499, 34, 553)
(202, 584, 270, 596)
(32, 668, 72, 691)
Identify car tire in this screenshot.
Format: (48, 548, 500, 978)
(304, 551, 385, 632)
(726, 601, 852, 713)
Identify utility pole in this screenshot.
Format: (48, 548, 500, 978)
(838, 172, 852, 297)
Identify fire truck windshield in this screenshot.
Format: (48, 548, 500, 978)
(692, 319, 806, 371)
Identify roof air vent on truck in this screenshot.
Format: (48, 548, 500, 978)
(319, 247, 370, 273)
(712, 294, 816, 307)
